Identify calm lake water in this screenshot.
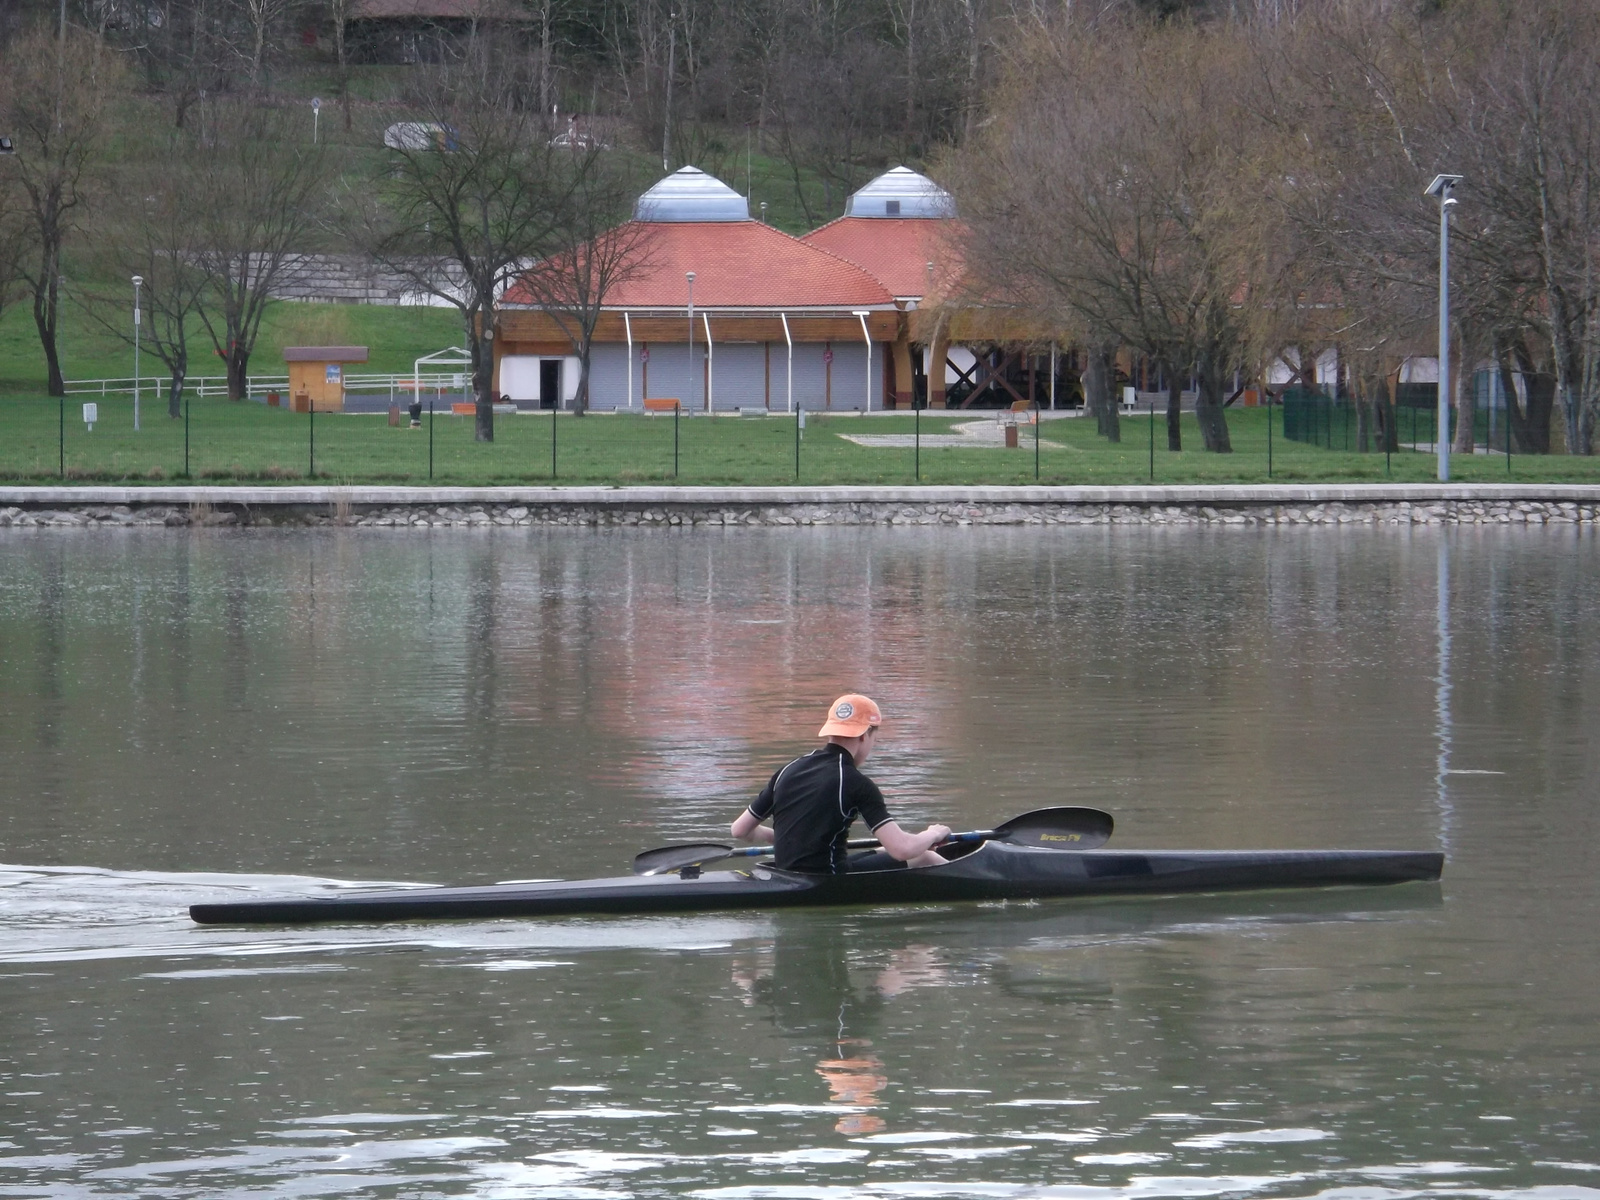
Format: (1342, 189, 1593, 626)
(0, 525, 1595, 1199)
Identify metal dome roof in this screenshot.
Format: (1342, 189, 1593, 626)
(633, 166, 750, 222)
(843, 166, 955, 219)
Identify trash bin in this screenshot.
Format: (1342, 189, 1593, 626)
(388, 404, 401, 427)
(408, 401, 423, 428)
(1004, 424, 1019, 449)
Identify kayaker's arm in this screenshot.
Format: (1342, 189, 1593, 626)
(731, 809, 775, 844)
(875, 820, 953, 866)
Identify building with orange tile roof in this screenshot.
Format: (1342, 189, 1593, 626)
(494, 167, 900, 413)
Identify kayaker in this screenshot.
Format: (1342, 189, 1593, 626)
(730, 694, 951, 873)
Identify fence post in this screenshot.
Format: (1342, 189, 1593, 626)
(184, 389, 190, 478)
(552, 407, 558, 478)
(914, 404, 920, 482)
(1149, 402, 1155, 481)
(429, 399, 434, 480)
(59, 393, 64, 478)
(1267, 391, 1273, 478)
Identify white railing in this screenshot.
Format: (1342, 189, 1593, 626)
(64, 375, 290, 399)
(63, 372, 474, 400)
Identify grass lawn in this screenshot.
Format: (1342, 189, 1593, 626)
(4, 401, 1596, 487)
(0, 299, 468, 396)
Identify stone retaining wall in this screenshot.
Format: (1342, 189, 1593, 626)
(2, 496, 1597, 528)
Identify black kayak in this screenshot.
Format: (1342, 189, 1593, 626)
(188, 841, 1444, 925)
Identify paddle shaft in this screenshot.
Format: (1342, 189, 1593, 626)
(632, 806, 1113, 875)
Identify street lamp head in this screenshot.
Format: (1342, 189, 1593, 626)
(132, 275, 143, 287)
(1425, 173, 1463, 198)
(686, 271, 695, 283)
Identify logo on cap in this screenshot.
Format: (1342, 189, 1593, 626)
(834, 702, 854, 720)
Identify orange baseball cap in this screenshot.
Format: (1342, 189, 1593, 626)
(818, 694, 882, 738)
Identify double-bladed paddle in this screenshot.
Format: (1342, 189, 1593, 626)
(631, 806, 1114, 876)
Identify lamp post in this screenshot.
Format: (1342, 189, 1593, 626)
(686, 271, 697, 412)
(311, 96, 321, 144)
(1425, 174, 1462, 482)
(131, 275, 143, 432)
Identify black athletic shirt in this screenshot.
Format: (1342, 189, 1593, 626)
(746, 743, 894, 874)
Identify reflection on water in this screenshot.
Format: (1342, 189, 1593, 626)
(0, 525, 1597, 1197)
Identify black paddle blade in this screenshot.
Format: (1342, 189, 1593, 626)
(991, 806, 1114, 850)
(632, 842, 737, 876)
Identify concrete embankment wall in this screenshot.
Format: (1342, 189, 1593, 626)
(1, 485, 1598, 528)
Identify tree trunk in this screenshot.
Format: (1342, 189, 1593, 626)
(1194, 353, 1232, 453)
(167, 367, 186, 419)
(471, 322, 495, 443)
(32, 268, 66, 397)
(226, 348, 250, 402)
(1354, 382, 1372, 453)
(574, 347, 591, 416)
(1083, 344, 1118, 441)
(1164, 367, 1182, 452)
(1452, 343, 1476, 454)
(1500, 339, 1552, 455)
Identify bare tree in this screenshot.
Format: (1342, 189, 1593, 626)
(79, 152, 209, 416)
(0, 167, 26, 329)
(957, 14, 1245, 452)
(237, 0, 293, 89)
(512, 155, 656, 415)
(0, 28, 121, 396)
(348, 52, 573, 441)
(182, 102, 330, 400)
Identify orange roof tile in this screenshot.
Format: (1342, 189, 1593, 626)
(803, 217, 967, 300)
(503, 221, 895, 310)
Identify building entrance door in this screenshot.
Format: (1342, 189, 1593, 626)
(540, 360, 562, 410)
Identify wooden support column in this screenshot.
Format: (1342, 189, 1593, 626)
(892, 336, 914, 410)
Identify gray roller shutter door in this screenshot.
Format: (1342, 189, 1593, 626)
(708, 344, 766, 410)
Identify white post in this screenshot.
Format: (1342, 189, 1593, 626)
(131, 275, 142, 431)
(686, 272, 696, 412)
(780, 312, 794, 414)
(1426, 174, 1461, 482)
(623, 311, 634, 409)
(702, 311, 714, 412)
(853, 310, 872, 412)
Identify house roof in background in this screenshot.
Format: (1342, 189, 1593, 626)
(283, 346, 369, 363)
(504, 220, 896, 309)
(843, 166, 956, 219)
(350, 0, 526, 21)
(803, 216, 966, 300)
(633, 167, 750, 222)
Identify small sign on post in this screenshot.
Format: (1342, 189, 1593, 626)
(82, 402, 98, 431)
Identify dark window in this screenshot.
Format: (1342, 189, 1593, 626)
(885, 200, 901, 215)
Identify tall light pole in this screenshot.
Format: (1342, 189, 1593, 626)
(686, 271, 697, 412)
(132, 275, 143, 432)
(1425, 174, 1462, 482)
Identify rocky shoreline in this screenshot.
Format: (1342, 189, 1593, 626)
(1, 485, 1598, 528)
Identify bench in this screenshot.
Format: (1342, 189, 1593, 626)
(643, 397, 680, 413)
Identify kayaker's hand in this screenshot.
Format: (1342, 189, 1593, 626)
(925, 824, 953, 847)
